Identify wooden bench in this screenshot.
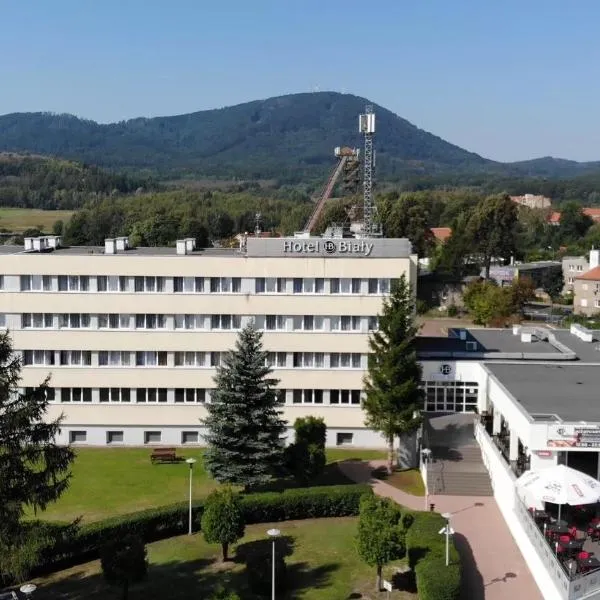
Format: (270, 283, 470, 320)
(150, 447, 178, 464)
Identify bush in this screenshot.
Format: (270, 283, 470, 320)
(405, 512, 461, 600)
(285, 417, 327, 483)
(30, 484, 372, 576)
(446, 304, 458, 317)
(246, 549, 287, 596)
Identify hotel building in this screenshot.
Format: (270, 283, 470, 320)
(0, 234, 416, 449)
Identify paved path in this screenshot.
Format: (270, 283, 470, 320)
(339, 460, 543, 600)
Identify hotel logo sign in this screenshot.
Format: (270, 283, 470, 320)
(283, 239, 374, 257)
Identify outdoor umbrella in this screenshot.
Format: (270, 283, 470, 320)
(516, 464, 600, 522)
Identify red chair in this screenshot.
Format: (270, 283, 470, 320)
(578, 551, 590, 560)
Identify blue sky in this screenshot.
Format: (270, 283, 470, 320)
(1, 0, 599, 162)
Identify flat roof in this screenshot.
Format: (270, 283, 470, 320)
(0, 244, 239, 257)
(486, 363, 600, 423)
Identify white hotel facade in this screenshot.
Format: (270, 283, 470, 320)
(0, 235, 417, 448)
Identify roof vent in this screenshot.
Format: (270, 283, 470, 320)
(176, 240, 188, 255)
(571, 323, 595, 343)
(104, 239, 116, 255)
(184, 238, 196, 252)
(24, 236, 50, 252)
(459, 330, 467, 341)
(115, 237, 129, 251)
(45, 235, 61, 249)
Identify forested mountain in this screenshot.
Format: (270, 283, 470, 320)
(3, 92, 597, 182)
(0, 153, 157, 209)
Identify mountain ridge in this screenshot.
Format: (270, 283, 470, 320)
(0, 92, 598, 180)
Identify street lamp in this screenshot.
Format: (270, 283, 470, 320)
(267, 528, 281, 600)
(439, 512, 454, 567)
(19, 584, 37, 598)
(186, 458, 197, 535)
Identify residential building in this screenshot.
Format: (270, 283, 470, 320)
(573, 249, 600, 316)
(548, 207, 600, 225)
(510, 194, 552, 210)
(0, 234, 417, 449)
(430, 227, 452, 244)
(561, 255, 589, 294)
(486, 261, 562, 288)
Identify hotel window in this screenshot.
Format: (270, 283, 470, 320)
(59, 350, 92, 366)
(0, 313, 5, 328)
(368, 278, 390, 294)
(60, 388, 92, 403)
(211, 314, 241, 330)
(174, 352, 207, 367)
(0, 275, 3, 290)
(20, 275, 45, 291)
(136, 388, 168, 403)
(57, 275, 89, 292)
(175, 314, 206, 330)
(23, 350, 54, 366)
(330, 278, 340, 294)
(174, 277, 204, 293)
(135, 351, 168, 366)
(315, 278, 325, 293)
(22, 313, 52, 328)
(330, 390, 361, 405)
(97, 275, 130, 292)
(351, 278, 362, 294)
(98, 314, 131, 329)
(336, 432, 353, 446)
(99, 351, 131, 366)
(107, 431, 124, 444)
(255, 278, 266, 293)
(99, 388, 131, 403)
(292, 389, 324, 404)
(59, 314, 91, 329)
(210, 277, 241, 293)
(337, 316, 361, 332)
(175, 388, 207, 403)
(182, 431, 199, 444)
(266, 352, 287, 368)
(210, 352, 221, 367)
(144, 431, 162, 444)
(135, 314, 166, 329)
(265, 315, 286, 331)
(134, 276, 165, 293)
(293, 278, 303, 293)
(368, 316, 379, 331)
(69, 431, 87, 444)
(340, 278, 351, 294)
(256, 277, 285, 293)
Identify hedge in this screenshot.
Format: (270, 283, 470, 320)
(32, 483, 372, 576)
(405, 512, 461, 600)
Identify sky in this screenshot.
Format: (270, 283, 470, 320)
(1, 0, 600, 162)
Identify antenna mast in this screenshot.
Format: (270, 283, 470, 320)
(359, 105, 379, 236)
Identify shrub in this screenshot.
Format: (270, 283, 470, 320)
(405, 512, 461, 600)
(201, 487, 245, 561)
(446, 304, 458, 317)
(285, 417, 327, 483)
(100, 534, 148, 600)
(246, 549, 287, 596)
(31, 484, 372, 576)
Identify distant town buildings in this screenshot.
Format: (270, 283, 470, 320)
(548, 207, 600, 225)
(510, 194, 552, 210)
(562, 255, 589, 294)
(573, 249, 600, 316)
(430, 227, 452, 243)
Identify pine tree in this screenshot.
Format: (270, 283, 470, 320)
(363, 274, 423, 473)
(202, 323, 286, 489)
(0, 330, 74, 580)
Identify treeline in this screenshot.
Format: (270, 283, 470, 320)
(62, 190, 312, 247)
(0, 154, 157, 210)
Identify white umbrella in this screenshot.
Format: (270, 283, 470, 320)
(516, 464, 600, 522)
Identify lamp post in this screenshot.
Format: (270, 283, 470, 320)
(267, 528, 281, 600)
(19, 584, 37, 598)
(422, 448, 432, 510)
(439, 512, 454, 567)
(186, 457, 197, 535)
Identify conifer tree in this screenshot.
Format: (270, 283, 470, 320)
(203, 323, 286, 489)
(363, 274, 423, 473)
(0, 330, 74, 580)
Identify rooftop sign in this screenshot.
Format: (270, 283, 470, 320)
(246, 237, 412, 259)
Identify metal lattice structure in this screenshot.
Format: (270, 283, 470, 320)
(359, 105, 380, 236)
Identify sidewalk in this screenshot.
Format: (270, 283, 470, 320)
(339, 460, 543, 600)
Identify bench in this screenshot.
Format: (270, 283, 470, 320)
(150, 447, 178, 464)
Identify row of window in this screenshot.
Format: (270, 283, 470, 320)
(421, 381, 479, 413)
(10, 275, 393, 295)
(32, 387, 363, 405)
(18, 313, 379, 332)
(23, 350, 366, 369)
(68, 429, 356, 446)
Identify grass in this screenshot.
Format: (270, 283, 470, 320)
(34, 447, 386, 523)
(26, 518, 417, 600)
(0, 208, 73, 232)
(372, 468, 426, 497)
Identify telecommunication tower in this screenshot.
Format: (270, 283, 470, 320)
(359, 105, 380, 236)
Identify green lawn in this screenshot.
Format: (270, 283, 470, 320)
(28, 518, 416, 600)
(35, 448, 386, 523)
(0, 208, 73, 232)
(372, 468, 426, 497)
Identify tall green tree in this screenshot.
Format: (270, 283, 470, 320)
(202, 323, 286, 489)
(0, 331, 74, 581)
(463, 279, 514, 326)
(433, 212, 474, 278)
(555, 202, 594, 245)
(356, 495, 405, 592)
(200, 487, 245, 561)
(468, 194, 518, 278)
(363, 275, 423, 473)
(101, 534, 148, 600)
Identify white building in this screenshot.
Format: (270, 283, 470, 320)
(0, 234, 417, 449)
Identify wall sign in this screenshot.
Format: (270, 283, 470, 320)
(283, 239, 374, 256)
(439, 364, 453, 376)
(547, 426, 600, 448)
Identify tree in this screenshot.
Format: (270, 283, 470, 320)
(356, 495, 405, 591)
(52, 219, 64, 236)
(433, 212, 474, 278)
(509, 276, 537, 316)
(540, 268, 564, 302)
(285, 416, 327, 484)
(202, 323, 286, 489)
(0, 331, 74, 581)
(201, 487, 245, 561)
(101, 534, 148, 600)
(467, 194, 518, 278)
(463, 280, 514, 326)
(555, 202, 593, 245)
(363, 275, 423, 473)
